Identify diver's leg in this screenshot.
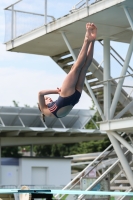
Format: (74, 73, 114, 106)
(75, 41, 95, 93)
(60, 23, 96, 97)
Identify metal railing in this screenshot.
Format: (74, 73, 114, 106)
(98, 41, 133, 101)
(4, 0, 55, 42)
(70, 0, 103, 12)
(4, 0, 104, 42)
(54, 132, 133, 199)
(54, 143, 114, 199)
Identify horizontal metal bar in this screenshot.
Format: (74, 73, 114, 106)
(96, 73, 133, 85)
(0, 113, 40, 116)
(114, 100, 133, 119)
(0, 189, 133, 196)
(72, 0, 86, 9)
(4, 0, 22, 10)
(122, 85, 133, 88)
(6, 9, 55, 20)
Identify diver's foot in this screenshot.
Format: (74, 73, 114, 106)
(85, 22, 97, 42)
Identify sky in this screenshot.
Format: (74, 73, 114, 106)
(0, 0, 133, 109)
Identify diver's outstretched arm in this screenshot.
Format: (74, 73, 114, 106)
(38, 89, 59, 111)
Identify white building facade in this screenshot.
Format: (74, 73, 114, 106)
(1, 157, 71, 189)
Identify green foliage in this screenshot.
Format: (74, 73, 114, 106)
(24, 104, 30, 107)
(35, 137, 111, 157)
(1, 146, 22, 157)
(12, 100, 19, 107)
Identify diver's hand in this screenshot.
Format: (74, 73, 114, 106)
(57, 87, 61, 94)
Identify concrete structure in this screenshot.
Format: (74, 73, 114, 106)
(0, 106, 105, 147)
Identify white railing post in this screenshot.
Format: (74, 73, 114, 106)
(44, 0, 47, 25)
(11, 5, 16, 40)
(86, 0, 88, 7)
(11, 5, 14, 40)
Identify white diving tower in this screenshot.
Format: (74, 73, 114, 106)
(4, 0, 133, 197)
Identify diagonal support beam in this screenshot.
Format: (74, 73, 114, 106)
(123, 6, 133, 31)
(0, 117, 5, 127)
(58, 119, 66, 128)
(114, 100, 133, 119)
(85, 79, 105, 120)
(61, 31, 105, 120)
(110, 35, 133, 119)
(107, 132, 133, 188)
(61, 31, 77, 61)
(110, 131, 133, 154)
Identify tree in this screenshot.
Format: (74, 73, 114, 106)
(1, 146, 22, 157)
(12, 100, 19, 107)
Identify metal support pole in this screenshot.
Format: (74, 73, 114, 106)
(123, 6, 133, 31)
(86, 0, 88, 7)
(102, 36, 133, 188)
(114, 100, 133, 119)
(107, 132, 133, 187)
(103, 38, 111, 120)
(61, 31, 105, 120)
(14, 11, 16, 39)
(44, 0, 47, 25)
(30, 145, 33, 157)
(61, 31, 77, 61)
(110, 35, 133, 119)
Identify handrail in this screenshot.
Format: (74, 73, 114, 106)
(6, 8, 55, 20)
(118, 187, 132, 200)
(4, 0, 22, 10)
(55, 144, 113, 199)
(71, 0, 103, 12)
(96, 73, 133, 85)
(54, 132, 126, 199)
(4, 0, 55, 42)
(72, 0, 87, 9)
(78, 149, 130, 199)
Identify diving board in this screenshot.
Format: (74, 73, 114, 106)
(0, 189, 133, 196)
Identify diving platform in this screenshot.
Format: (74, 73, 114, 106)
(100, 116, 133, 132)
(0, 106, 105, 146)
(5, 0, 133, 54)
